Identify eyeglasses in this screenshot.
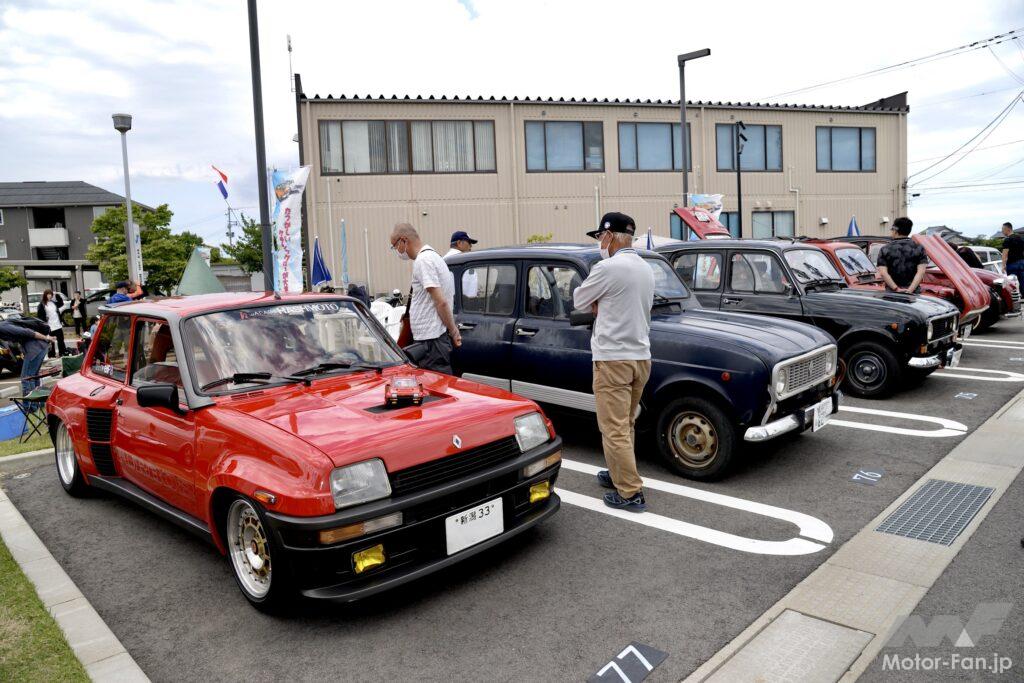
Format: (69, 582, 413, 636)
(390, 238, 404, 251)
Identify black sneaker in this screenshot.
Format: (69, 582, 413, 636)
(596, 469, 614, 489)
(603, 490, 647, 512)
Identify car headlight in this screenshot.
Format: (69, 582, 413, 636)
(514, 412, 549, 452)
(927, 321, 933, 341)
(775, 367, 788, 396)
(824, 348, 836, 375)
(992, 278, 1005, 286)
(330, 459, 391, 509)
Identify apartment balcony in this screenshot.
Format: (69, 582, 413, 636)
(28, 227, 69, 248)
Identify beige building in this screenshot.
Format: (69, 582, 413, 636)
(294, 75, 907, 294)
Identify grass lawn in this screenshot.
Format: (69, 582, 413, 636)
(0, 432, 52, 458)
(0, 537, 88, 681)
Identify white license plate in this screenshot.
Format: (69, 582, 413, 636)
(445, 497, 504, 556)
(959, 324, 973, 340)
(812, 397, 832, 432)
(949, 347, 963, 368)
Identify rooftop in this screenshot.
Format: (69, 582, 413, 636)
(98, 291, 353, 317)
(0, 181, 152, 209)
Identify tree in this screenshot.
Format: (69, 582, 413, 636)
(86, 204, 206, 294)
(0, 266, 27, 292)
(220, 214, 264, 274)
(526, 232, 553, 243)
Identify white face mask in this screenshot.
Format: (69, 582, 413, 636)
(599, 234, 612, 260)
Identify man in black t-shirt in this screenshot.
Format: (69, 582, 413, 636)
(1000, 222, 1024, 280)
(877, 217, 927, 293)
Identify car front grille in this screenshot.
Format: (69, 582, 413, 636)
(931, 314, 955, 340)
(777, 347, 835, 399)
(1011, 286, 1021, 307)
(389, 436, 521, 497)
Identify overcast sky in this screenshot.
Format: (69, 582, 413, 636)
(1, 0, 1022, 244)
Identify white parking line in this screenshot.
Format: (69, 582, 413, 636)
(962, 341, 1024, 350)
(933, 367, 1024, 382)
(830, 405, 969, 438)
(963, 339, 1024, 347)
(556, 458, 833, 556)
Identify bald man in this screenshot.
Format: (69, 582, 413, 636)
(390, 223, 460, 374)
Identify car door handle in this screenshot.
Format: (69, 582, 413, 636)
(722, 297, 742, 305)
(515, 328, 537, 337)
(457, 322, 476, 331)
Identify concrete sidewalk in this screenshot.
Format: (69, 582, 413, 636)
(684, 388, 1024, 683)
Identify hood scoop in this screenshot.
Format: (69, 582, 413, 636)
(365, 394, 442, 414)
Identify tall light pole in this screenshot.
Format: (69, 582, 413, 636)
(247, 0, 274, 291)
(677, 49, 710, 207)
(735, 120, 747, 237)
(112, 113, 143, 285)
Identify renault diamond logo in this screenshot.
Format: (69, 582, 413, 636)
(452, 434, 462, 449)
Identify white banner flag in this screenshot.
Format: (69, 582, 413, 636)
(271, 166, 310, 292)
(688, 193, 724, 221)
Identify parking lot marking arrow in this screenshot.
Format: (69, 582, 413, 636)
(830, 406, 969, 438)
(558, 458, 832, 556)
(933, 367, 1024, 382)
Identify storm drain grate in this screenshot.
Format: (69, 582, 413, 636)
(875, 479, 994, 546)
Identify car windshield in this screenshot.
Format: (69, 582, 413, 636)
(836, 248, 877, 276)
(184, 300, 404, 393)
(784, 249, 843, 283)
(643, 257, 690, 299)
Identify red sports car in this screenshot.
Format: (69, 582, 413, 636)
(46, 293, 562, 611)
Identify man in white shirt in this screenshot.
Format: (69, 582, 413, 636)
(390, 223, 460, 374)
(573, 212, 655, 512)
(444, 230, 479, 298)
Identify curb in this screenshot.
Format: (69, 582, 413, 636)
(0, 448, 54, 474)
(0, 472, 150, 681)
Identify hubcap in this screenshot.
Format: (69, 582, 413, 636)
(55, 424, 76, 486)
(851, 352, 886, 389)
(227, 500, 272, 599)
(668, 411, 718, 469)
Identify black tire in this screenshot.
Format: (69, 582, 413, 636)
(975, 294, 1000, 332)
(842, 340, 901, 398)
(223, 495, 295, 614)
(655, 396, 738, 480)
(53, 420, 90, 497)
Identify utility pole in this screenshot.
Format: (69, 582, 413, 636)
(676, 49, 710, 207)
(112, 114, 143, 284)
(246, 0, 274, 290)
(735, 120, 747, 238)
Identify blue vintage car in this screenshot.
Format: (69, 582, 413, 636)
(446, 245, 841, 480)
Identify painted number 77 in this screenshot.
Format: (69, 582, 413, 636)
(597, 645, 653, 683)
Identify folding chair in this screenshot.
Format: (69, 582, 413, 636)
(9, 355, 83, 443)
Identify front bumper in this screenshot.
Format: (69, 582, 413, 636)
(745, 391, 841, 442)
(263, 438, 562, 601)
(908, 342, 962, 370)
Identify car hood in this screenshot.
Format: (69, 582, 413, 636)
(652, 309, 833, 365)
(807, 288, 958, 318)
(218, 369, 540, 472)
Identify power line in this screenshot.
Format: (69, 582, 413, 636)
(971, 155, 1024, 180)
(913, 85, 1021, 109)
(912, 178, 1024, 190)
(758, 28, 1022, 101)
(910, 138, 1024, 164)
(907, 90, 1023, 184)
(988, 45, 1024, 85)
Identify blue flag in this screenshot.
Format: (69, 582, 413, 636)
(311, 236, 332, 287)
(847, 216, 860, 237)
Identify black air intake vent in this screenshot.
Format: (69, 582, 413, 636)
(90, 444, 117, 476)
(86, 408, 113, 442)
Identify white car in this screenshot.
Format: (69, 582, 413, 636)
(967, 246, 1005, 275)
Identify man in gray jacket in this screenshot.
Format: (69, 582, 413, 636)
(573, 212, 655, 511)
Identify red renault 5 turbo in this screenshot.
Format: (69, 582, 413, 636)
(46, 293, 562, 611)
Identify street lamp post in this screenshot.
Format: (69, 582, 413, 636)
(112, 113, 143, 285)
(246, 0, 274, 291)
(677, 49, 710, 207)
(735, 120, 747, 237)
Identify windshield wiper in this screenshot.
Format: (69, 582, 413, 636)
(288, 360, 397, 381)
(652, 293, 676, 307)
(201, 372, 273, 391)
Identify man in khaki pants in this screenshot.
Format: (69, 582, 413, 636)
(573, 212, 655, 512)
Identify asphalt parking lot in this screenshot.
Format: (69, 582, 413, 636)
(3, 319, 1024, 682)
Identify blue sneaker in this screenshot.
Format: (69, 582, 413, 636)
(596, 470, 614, 489)
(603, 490, 647, 512)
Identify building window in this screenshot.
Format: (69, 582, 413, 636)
(0, 241, 6, 258)
(525, 121, 604, 172)
(318, 120, 496, 175)
(618, 122, 691, 171)
(720, 212, 740, 237)
(816, 126, 876, 172)
(751, 211, 795, 239)
(716, 124, 782, 171)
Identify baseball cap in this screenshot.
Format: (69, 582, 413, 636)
(114, 281, 130, 289)
(450, 230, 478, 244)
(587, 212, 636, 239)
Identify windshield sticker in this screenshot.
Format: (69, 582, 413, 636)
(238, 302, 343, 319)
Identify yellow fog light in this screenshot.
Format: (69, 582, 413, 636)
(522, 451, 562, 478)
(352, 544, 386, 574)
(529, 481, 551, 504)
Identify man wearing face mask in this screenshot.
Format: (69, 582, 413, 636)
(390, 223, 460, 374)
(573, 212, 655, 512)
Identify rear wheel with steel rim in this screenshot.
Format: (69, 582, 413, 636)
(53, 421, 89, 496)
(656, 396, 737, 481)
(842, 340, 900, 398)
(225, 496, 291, 612)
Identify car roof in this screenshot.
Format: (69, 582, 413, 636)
(656, 238, 814, 251)
(98, 292, 357, 317)
(448, 243, 663, 265)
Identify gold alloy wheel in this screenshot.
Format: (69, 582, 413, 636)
(668, 411, 719, 469)
(227, 499, 272, 599)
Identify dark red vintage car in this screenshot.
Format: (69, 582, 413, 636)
(46, 293, 562, 611)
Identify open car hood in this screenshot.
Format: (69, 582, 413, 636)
(673, 207, 733, 239)
(914, 235, 989, 317)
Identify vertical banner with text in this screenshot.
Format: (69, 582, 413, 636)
(271, 165, 310, 292)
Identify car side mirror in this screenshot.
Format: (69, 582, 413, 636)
(137, 383, 187, 415)
(569, 308, 595, 327)
(783, 282, 795, 296)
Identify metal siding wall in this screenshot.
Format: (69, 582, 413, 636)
(301, 100, 904, 292)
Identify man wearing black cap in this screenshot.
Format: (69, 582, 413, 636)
(573, 212, 656, 512)
(445, 230, 479, 298)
